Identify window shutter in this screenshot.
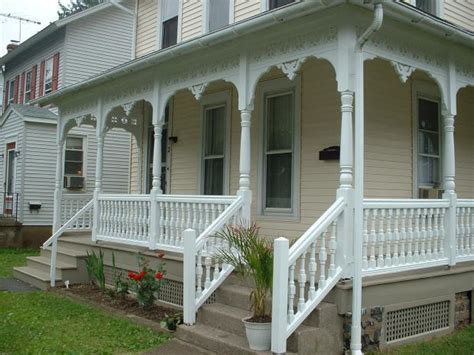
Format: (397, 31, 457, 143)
(39, 60, 45, 97)
(20, 72, 25, 104)
(13, 76, 20, 104)
(52, 52, 60, 91)
(3, 80, 9, 109)
(30, 65, 37, 100)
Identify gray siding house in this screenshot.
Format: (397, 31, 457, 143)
(0, 0, 136, 244)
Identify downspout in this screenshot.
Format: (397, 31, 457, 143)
(351, 2, 383, 355)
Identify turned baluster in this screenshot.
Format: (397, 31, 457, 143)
(308, 241, 317, 300)
(393, 209, 400, 266)
(432, 208, 440, 259)
(288, 263, 296, 323)
(377, 209, 385, 268)
(426, 208, 433, 260)
(420, 208, 427, 261)
(196, 251, 203, 298)
(362, 209, 369, 270)
(298, 252, 307, 312)
(329, 221, 337, 277)
(413, 208, 420, 263)
(319, 232, 327, 288)
(369, 209, 377, 269)
(385, 209, 392, 267)
(439, 208, 446, 258)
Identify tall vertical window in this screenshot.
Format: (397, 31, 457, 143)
(202, 104, 227, 195)
(207, 0, 230, 32)
(415, 0, 436, 15)
(24, 71, 32, 103)
(44, 58, 53, 94)
(161, 0, 179, 49)
(417, 98, 441, 192)
(64, 137, 84, 187)
(8, 81, 14, 104)
(269, 0, 295, 10)
(263, 91, 295, 212)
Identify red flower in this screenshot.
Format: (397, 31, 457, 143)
(128, 271, 137, 280)
(156, 252, 165, 259)
(155, 272, 163, 280)
(136, 271, 145, 281)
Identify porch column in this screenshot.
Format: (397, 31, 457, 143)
(337, 90, 354, 277)
(52, 139, 65, 233)
(238, 108, 252, 224)
(91, 130, 105, 242)
(442, 111, 457, 265)
(149, 122, 163, 249)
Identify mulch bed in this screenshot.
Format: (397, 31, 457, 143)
(62, 283, 176, 323)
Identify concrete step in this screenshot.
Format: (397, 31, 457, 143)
(13, 266, 61, 290)
(25, 255, 89, 284)
(41, 246, 87, 265)
(215, 284, 271, 311)
(199, 303, 250, 337)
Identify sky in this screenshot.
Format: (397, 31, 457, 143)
(0, 0, 61, 57)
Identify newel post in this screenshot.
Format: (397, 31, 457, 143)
(149, 121, 163, 249)
(442, 112, 457, 265)
(271, 237, 289, 354)
(92, 127, 105, 243)
(183, 228, 197, 325)
(237, 108, 253, 225)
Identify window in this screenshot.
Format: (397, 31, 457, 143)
(207, 0, 230, 32)
(269, 0, 295, 10)
(8, 80, 14, 104)
(161, 0, 179, 49)
(44, 58, 53, 94)
(24, 71, 32, 103)
(64, 136, 84, 184)
(411, 0, 440, 16)
(417, 98, 441, 191)
(202, 104, 227, 195)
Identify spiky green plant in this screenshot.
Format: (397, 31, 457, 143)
(216, 224, 273, 320)
(85, 250, 106, 290)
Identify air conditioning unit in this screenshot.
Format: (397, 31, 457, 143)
(418, 187, 442, 199)
(64, 176, 85, 189)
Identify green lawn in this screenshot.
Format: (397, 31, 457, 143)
(375, 325, 474, 354)
(0, 248, 39, 277)
(0, 291, 170, 354)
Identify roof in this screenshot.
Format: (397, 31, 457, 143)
(0, 104, 57, 127)
(0, 1, 114, 67)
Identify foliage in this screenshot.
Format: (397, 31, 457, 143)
(57, 0, 104, 19)
(0, 248, 39, 277)
(216, 224, 273, 320)
(85, 250, 106, 290)
(0, 291, 169, 353)
(128, 254, 166, 309)
(160, 313, 183, 331)
(110, 252, 129, 298)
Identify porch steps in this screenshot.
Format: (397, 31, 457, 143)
(176, 283, 343, 355)
(12, 266, 62, 290)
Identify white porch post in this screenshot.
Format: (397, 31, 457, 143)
(237, 108, 252, 224)
(52, 136, 65, 233)
(337, 90, 354, 277)
(442, 111, 457, 265)
(92, 101, 105, 243)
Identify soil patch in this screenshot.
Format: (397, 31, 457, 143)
(64, 283, 176, 323)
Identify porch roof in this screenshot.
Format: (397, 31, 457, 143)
(32, 1, 474, 107)
(0, 104, 57, 127)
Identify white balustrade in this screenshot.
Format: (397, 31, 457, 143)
(456, 200, 474, 261)
(61, 194, 93, 231)
(362, 199, 450, 275)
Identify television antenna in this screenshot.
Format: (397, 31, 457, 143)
(0, 13, 41, 42)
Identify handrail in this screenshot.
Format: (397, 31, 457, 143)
(289, 197, 345, 265)
(364, 198, 449, 209)
(43, 199, 93, 287)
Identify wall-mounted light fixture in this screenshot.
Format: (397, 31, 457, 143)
(14, 150, 21, 158)
(168, 136, 178, 143)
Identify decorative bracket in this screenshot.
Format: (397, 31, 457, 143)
(74, 115, 87, 127)
(189, 82, 209, 101)
(121, 101, 136, 116)
(277, 58, 306, 81)
(391, 61, 416, 83)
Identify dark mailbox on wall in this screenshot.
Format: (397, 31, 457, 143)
(319, 146, 340, 161)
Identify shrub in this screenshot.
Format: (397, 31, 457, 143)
(85, 250, 106, 290)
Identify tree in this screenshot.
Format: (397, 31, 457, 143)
(57, 0, 104, 19)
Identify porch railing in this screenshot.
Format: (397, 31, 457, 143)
(271, 197, 346, 353)
(456, 199, 474, 261)
(61, 193, 93, 231)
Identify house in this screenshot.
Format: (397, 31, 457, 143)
(0, 1, 136, 246)
(15, 0, 474, 354)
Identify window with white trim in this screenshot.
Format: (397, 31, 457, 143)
(8, 80, 14, 104)
(260, 80, 299, 216)
(417, 97, 441, 193)
(64, 136, 84, 182)
(44, 58, 53, 94)
(161, 0, 179, 49)
(207, 0, 230, 32)
(24, 71, 32, 103)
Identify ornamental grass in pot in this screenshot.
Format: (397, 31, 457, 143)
(216, 223, 273, 351)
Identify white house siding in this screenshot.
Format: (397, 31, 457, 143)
(0, 111, 25, 221)
(62, 2, 135, 86)
(181, 0, 203, 41)
(444, 0, 474, 32)
(3, 31, 65, 102)
(136, 0, 158, 57)
(234, 0, 261, 22)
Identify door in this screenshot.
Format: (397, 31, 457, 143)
(4, 142, 16, 215)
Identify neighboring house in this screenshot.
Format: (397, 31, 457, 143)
(0, 0, 136, 244)
(15, 0, 474, 354)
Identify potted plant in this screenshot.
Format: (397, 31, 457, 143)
(216, 224, 273, 351)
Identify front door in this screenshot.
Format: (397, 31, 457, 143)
(4, 142, 16, 215)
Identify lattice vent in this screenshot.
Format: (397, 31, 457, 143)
(385, 300, 450, 343)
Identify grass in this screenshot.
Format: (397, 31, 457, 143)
(0, 291, 170, 354)
(374, 325, 474, 355)
(0, 248, 39, 277)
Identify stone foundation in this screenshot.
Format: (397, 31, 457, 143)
(20, 226, 52, 248)
(0, 218, 22, 247)
(343, 306, 384, 353)
(454, 291, 472, 329)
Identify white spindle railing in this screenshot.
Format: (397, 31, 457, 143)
(61, 194, 93, 231)
(271, 197, 346, 354)
(362, 199, 450, 276)
(456, 200, 474, 261)
(183, 195, 244, 325)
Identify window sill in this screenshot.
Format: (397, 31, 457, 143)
(256, 213, 300, 223)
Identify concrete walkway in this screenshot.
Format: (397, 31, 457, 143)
(144, 339, 216, 355)
(0, 277, 38, 292)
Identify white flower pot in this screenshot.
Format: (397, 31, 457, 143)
(242, 317, 272, 351)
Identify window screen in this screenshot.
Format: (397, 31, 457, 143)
(209, 0, 230, 32)
(161, 0, 179, 48)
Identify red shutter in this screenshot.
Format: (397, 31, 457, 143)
(52, 52, 60, 92)
(38, 60, 45, 97)
(30, 65, 37, 100)
(3, 80, 9, 109)
(19, 72, 25, 104)
(13, 76, 19, 104)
